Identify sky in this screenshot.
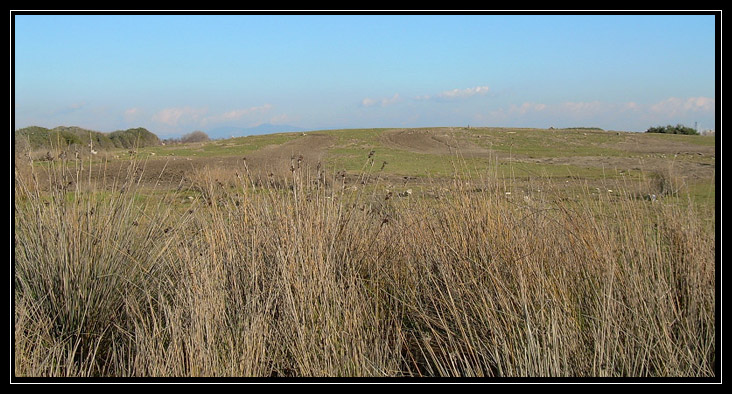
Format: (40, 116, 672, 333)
(13, 13, 717, 138)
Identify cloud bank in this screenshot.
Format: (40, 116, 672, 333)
(205, 104, 273, 124)
(361, 93, 401, 108)
(152, 106, 208, 127)
(417, 86, 491, 101)
(362, 86, 492, 108)
(148, 104, 277, 134)
(486, 96, 715, 131)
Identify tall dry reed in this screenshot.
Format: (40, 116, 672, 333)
(13, 155, 715, 378)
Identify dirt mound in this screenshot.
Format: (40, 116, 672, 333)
(381, 128, 490, 156)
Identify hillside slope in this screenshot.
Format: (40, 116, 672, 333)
(15, 125, 162, 152)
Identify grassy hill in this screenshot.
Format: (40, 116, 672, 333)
(14, 125, 161, 152)
(136, 126, 715, 185)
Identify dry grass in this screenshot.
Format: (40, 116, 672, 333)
(13, 154, 716, 378)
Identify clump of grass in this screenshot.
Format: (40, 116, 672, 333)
(387, 183, 714, 376)
(14, 153, 715, 378)
(14, 158, 178, 376)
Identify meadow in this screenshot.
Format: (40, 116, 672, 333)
(13, 126, 716, 378)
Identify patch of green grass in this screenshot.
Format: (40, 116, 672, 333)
(141, 133, 302, 157)
(678, 178, 716, 221)
(500, 160, 641, 180)
(643, 132, 716, 147)
(325, 147, 486, 178)
(325, 144, 643, 182)
(320, 128, 388, 145)
(469, 127, 628, 158)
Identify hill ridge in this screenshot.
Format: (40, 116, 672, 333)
(15, 125, 162, 151)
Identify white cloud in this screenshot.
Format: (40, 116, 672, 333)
(622, 102, 640, 111)
(559, 101, 606, 115)
(650, 96, 715, 116)
(362, 86, 490, 108)
(490, 102, 547, 117)
(515, 102, 547, 114)
(123, 107, 143, 122)
(492, 97, 715, 120)
(486, 96, 715, 131)
(361, 93, 401, 108)
(268, 113, 294, 124)
(218, 104, 273, 121)
(149, 104, 278, 133)
(437, 85, 490, 100)
(361, 97, 377, 107)
(152, 106, 208, 126)
(684, 96, 715, 111)
(52, 101, 87, 116)
(418, 86, 491, 101)
(199, 104, 274, 127)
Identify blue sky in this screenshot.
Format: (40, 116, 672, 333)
(13, 13, 717, 137)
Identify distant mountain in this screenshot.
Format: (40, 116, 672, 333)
(208, 123, 309, 139)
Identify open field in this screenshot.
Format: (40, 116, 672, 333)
(13, 127, 717, 378)
(17, 126, 716, 211)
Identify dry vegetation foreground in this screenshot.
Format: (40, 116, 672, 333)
(13, 128, 716, 379)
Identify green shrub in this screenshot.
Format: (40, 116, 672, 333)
(180, 130, 211, 143)
(108, 127, 161, 149)
(646, 124, 699, 135)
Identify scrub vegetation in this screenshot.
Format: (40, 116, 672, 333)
(13, 126, 716, 378)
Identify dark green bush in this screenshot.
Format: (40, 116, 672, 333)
(646, 124, 698, 135)
(180, 130, 210, 143)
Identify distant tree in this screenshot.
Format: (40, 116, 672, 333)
(108, 127, 161, 149)
(645, 124, 698, 135)
(181, 130, 211, 143)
